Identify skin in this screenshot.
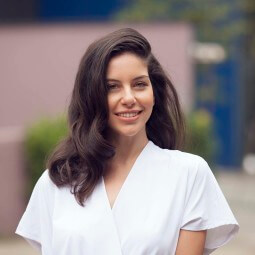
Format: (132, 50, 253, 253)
(105, 52, 207, 253)
(106, 52, 154, 166)
(175, 229, 207, 255)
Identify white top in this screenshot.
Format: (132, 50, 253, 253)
(16, 140, 239, 255)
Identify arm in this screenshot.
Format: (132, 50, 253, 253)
(175, 229, 207, 255)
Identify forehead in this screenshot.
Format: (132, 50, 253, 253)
(106, 53, 148, 79)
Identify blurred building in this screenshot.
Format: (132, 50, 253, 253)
(1, 0, 254, 169)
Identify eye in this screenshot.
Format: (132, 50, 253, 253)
(107, 83, 119, 90)
(135, 82, 147, 87)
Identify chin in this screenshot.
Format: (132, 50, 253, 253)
(118, 127, 146, 138)
(107, 123, 147, 139)
(118, 131, 140, 137)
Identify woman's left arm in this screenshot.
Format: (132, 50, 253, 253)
(175, 229, 207, 255)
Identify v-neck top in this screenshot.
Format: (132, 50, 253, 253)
(15, 140, 239, 255)
(102, 141, 151, 211)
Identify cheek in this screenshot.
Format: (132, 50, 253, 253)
(107, 95, 118, 125)
(139, 91, 154, 108)
(107, 94, 116, 111)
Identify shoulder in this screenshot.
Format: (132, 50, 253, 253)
(151, 141, 207, 167)
(150, 141, 210, 177)
(26, 170, 58, 211)
(33, 169, 57, 194)
(168, 149, 205, 164)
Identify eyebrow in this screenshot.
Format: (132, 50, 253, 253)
(106, 75, 149, 82)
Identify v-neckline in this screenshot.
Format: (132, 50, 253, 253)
(102, 140, 152, 211)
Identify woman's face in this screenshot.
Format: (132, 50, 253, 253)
(106, 52, 154, 139)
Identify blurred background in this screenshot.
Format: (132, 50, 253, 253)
(0, 0, 254, 254)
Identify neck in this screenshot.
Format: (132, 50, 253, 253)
(107, 131, 149, 165)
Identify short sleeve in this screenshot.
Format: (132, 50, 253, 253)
(15, 170, 55, 254)
(180, 157, 239, 255)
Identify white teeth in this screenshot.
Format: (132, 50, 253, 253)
(117, 112, 140, 118)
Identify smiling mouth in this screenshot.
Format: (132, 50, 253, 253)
(115, 111, 142, 118)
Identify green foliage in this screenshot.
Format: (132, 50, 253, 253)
(184, 109, 217, 166)
(114, 0, 170, 22)
(112, 0, 248, 51)
(24, 114, 68, 196)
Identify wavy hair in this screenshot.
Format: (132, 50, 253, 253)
(47, 28, 185, 206)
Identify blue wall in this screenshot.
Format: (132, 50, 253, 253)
(38, 0, 124, 21)
(196, 56, 243, 167)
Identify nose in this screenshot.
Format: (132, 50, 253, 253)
(121, 87, 136, 106)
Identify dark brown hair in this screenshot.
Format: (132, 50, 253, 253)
(47, 28, 185, 206)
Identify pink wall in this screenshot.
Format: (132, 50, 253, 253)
(0, 22, 194, 128)
(0, 127, 26, 235)
(0, 23, 194, 235)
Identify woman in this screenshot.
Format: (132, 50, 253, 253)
(16, 28, 239, 255)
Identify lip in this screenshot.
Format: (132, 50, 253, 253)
(115, 110, 142, 122)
